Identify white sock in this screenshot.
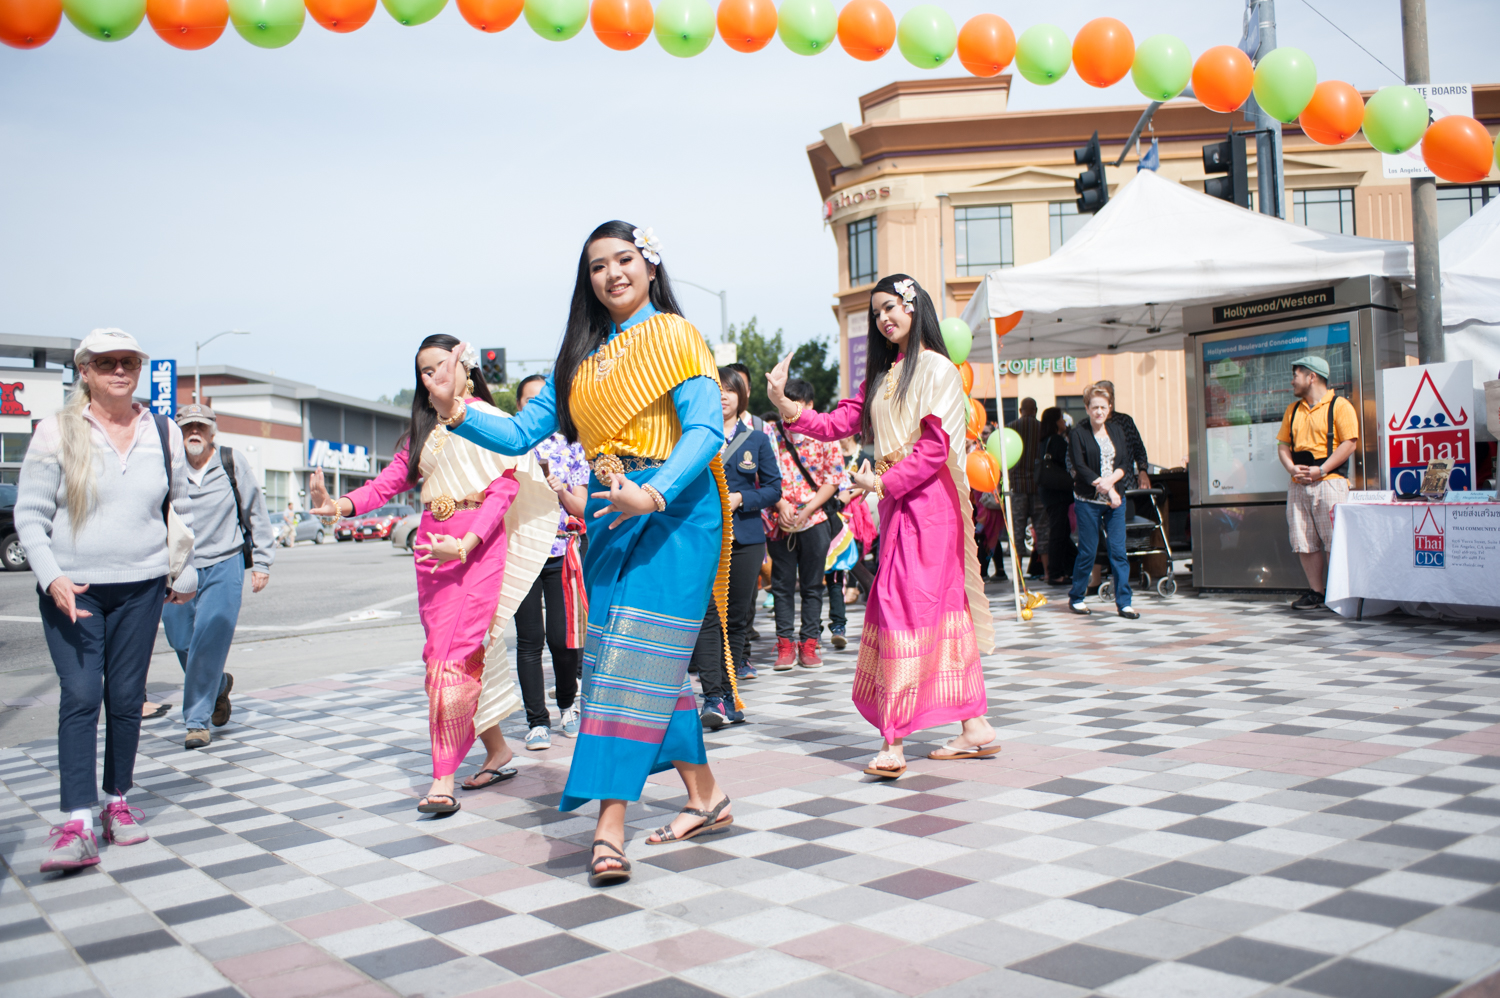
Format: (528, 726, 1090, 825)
(114, 792, 127, 803)
(69, 808, 92, 825)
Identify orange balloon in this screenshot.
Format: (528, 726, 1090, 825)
(967, 450, 1001, 493)
(966, 398, 985, 441)
(0, 0, 62, 48)
(591, 0, 651, 49)
(993, 311, 1023, 337)
(1422, 115, 1497, 184)
(147, 0, 225, 47)
(306, 0, 375, 31)
(958, 361, 974, 396)
(716, 0, 775, 53)
(836, 0, 893, 61)
(456, 0, 521, 30)
(956, 13, 1013, 78)
(1298, 80, 1364, 145)
(1191, 45, 1254, 114)
(1072, 17, 1133, 89)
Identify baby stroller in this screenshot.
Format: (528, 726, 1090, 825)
(1097, 487, 1177, 602)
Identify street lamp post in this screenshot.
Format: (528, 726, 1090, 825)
(936, 192, 950, 319)
(195, 330, 250, 404)
(676, 280, 729, 342)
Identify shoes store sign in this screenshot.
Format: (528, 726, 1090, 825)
(307, 438, 371, 473)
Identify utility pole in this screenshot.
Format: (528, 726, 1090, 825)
(1402, 0, 1442, 364)
(936, 192, 949, 319)
(1243, 0, 1284, 218)
(677, 279, 729, 343)
(194, 330, 250, 404)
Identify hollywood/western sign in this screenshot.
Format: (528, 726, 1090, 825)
(1380, 360, 1475, 495)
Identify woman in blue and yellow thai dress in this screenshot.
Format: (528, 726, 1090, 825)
(426, 220, 736, 884)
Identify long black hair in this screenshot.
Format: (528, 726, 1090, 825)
(552, 220, 684, 443)
(861, 273, 949, 443)
(398, 334, 497, 487)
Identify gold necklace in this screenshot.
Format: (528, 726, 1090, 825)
(882, 360, 904, 400)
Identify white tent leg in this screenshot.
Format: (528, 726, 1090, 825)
(989, 321, 1025, 624)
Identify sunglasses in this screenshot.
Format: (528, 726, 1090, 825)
(88, 356, 143, 374)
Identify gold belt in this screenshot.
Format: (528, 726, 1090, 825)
(591, 454, 664, 478)
(426, 494, 485, 521)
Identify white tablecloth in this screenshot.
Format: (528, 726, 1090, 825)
(1325, 502, 1500, 620)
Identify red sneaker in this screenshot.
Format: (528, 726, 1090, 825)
(798, 639, 822, 668)
(102, 801, 149, 846)
(774, 637, 796, 670)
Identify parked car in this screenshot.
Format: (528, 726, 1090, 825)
(391, 512, 421, 552)
(269, 510, 327, 546)
(1, 483, 27, 572)
(352, 504, 415, 542)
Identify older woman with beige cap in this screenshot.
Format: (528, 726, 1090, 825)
(15, 328, 197, 873)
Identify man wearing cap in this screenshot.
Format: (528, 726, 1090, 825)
(1276, 356, 1359, 611)
(160, 403, 275, 749)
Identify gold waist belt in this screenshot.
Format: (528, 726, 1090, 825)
(426, 494, 485, 521)
(591, 454, 664, 479)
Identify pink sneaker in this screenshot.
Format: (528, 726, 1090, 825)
(102, 802, 149, 846)
(41, 820, 99, 872)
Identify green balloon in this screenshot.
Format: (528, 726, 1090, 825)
(1131, 34, 1192, 101)
(62, 0, 144, 41)
(777, 0, 835, 56)
(896, 5, 956, 70)
(986, 427, 1024, 470)
(382, 0, 446, 26)
(1014, 24, 1070, 85)
(654, 0, 714, 57)
(939, 317, 972, 365)
(228, 0, 302, 47)
(524, 0, 587, 41)
(1252, 47, 1318, 123)
(1362, 85, 1430, 155)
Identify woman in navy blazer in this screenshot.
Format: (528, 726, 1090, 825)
(688, 368, 782, 729)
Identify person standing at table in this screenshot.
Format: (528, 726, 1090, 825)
(1277, 356, 1359, 611)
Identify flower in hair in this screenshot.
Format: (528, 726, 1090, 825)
(632, 227, 663, 265)
(459, 345, 479, 370)
(893, 278, 916, 314)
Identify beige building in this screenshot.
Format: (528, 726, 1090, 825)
(808, 77, 1500, 469)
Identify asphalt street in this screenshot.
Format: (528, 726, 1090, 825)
(0, 534, 430, 748)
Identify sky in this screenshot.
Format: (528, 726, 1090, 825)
(1, 0, 1495, 402)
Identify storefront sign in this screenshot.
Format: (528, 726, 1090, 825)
(847, 311, 868, 388)
(1002, 357, 1077, 375)
(824, 185, 892, 220)
(1212, 287, 1334, 324)
(149, 360, 177, 419)
(1382, 361, 1474, 494)
(0, 382, 31, 417)
(308, 438, 371, 473)
(1383, 83, 1472, 180)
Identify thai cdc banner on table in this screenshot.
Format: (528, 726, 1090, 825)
(1379, 360, 1475, 494)
(149, 360, 176, 420)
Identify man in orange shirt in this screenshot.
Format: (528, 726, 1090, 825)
(1276, 356, 1359, 610)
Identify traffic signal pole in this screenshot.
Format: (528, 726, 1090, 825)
(1244, 0, 1284, 218)
(1402, 0, 1443, 364)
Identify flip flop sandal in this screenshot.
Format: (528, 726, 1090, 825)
(416, 794, 460, 815)
(647, 796, 733, 844)
(926, 743, 1003, 761)
(142, 704, 171, 720)
(461, 767, 518, 790)
(589, 840, 631, 883)
(863, 755, 907, 779)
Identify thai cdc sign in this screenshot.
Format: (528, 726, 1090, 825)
(149, 360, 176, 419)
(1380, 361, 1475, 494)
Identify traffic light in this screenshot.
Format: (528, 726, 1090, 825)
(1202, 130, 1251, 208)
(480, 348, 506, 388)
(1073, 131, 1109, 214)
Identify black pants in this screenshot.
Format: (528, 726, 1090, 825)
(688, 541, 764, 700)
(769, 519, 831, 641)
(826, 573, 846, 633)
(515, 555, 580, 730)
(40, 576, 166, 812)
(1043, 490, 1078, 579)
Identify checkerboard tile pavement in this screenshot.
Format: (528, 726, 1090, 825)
(3, 593, 1500, 998)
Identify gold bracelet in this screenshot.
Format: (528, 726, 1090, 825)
(783, 400, 804, 424)
(458, 544, 468, 564)
(438, 399, 467, 427)
(641, 484, 667, 512)
(872, 475, 886, 500)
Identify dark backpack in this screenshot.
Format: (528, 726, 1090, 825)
(220, 446, 255, 569)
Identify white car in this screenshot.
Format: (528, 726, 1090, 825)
(391, 512, 421, 552)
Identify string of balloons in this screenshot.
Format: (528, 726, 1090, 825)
(3, 1, 1496, 181)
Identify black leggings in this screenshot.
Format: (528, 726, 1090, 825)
(688, 540, 765, 700)
(514, 555, 580, 730)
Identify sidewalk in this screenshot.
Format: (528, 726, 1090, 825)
(2, 594, 1499, 998)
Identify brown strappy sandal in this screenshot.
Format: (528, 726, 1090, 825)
(646, 796, 733, 844)
(589, 840, 631, 884)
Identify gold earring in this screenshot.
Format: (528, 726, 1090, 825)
(464, 375, 475, 398)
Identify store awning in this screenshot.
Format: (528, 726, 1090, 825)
(959, 169, 1415, 364)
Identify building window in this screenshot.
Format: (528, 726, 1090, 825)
(264, 470, 289, 512)
(1, 432, 29, 463)
(954, 205, 1013, 276)
(1437, 184, 1500, 239)
(1290, 188, 1355, 234)
(847, 216, 877, 287)
(1049, 202, 1089, 253)
(1055, 395, 1090, 430)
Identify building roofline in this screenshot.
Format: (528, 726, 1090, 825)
(859, 75, 1012, 114)
(187, 364, 409, 419)
(0, 333, 83, 369)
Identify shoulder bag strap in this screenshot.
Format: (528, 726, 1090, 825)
(776, 421, 842, 522)
(221, 446, 255, 567)
(152, 414, 172, 523)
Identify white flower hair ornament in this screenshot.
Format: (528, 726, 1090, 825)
(459, 345, 480, 371)
(893, 278, 917, 314)
(632, 227, 663, 266)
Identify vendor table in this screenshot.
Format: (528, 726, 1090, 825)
(1325, 500, 1500, 620)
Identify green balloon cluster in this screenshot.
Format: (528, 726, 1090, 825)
(524, 0, 587, 40)
(655, 0, 713, 56)
(228, 0, 302, 47)
(1362, 86, 1429, 155)
(1252, 47, 1317, 123)
(986, 426, 1024, 470)
(939, 317, 972, 364)
(1014, 23, 1070, 85)
(62, 0, 144, 41)
(896, 5, 956, 70)
(1132, 34, 1191, 101)
(777, 0, 835, 55)
(381, 0, 446, 25)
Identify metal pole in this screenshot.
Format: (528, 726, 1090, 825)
(987, 321, 1024, 623)
(936, 192, 949, 319)
(1401, 0, 1443, 363)
(720, 291, 729, 344)
(1247, 0, 1284, 218)
(194, 342, 200, 404)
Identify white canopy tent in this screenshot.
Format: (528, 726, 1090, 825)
(1439, 194, 1500, 391)
(959, 169, 1416, 366)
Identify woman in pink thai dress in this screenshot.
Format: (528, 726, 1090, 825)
(767, 274, 997, 778)
(308, 335, 559, 814)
